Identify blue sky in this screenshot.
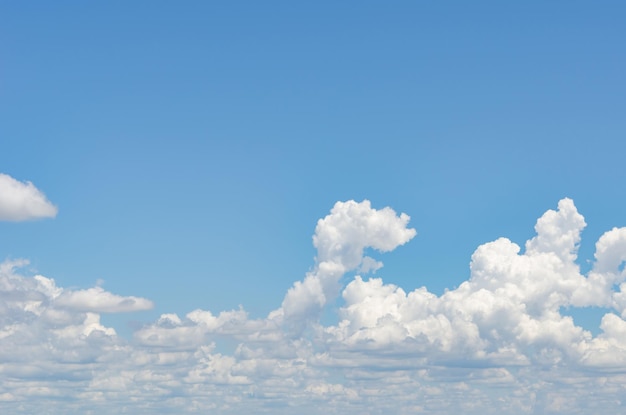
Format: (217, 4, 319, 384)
(1, 2, 626, 414)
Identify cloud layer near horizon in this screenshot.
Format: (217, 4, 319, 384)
(0, 174, 58, 221)
(1, 198, 626, 414)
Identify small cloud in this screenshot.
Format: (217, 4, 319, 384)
(358, 256, 384, 274)
(55, 287, 154, 313)
(0, 173, 58, 221)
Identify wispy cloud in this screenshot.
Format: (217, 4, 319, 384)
(0, 173, 58, 221)
(1, 199, 626, 414)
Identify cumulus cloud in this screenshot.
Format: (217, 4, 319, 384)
(0, 173, 58, 221)
(55, 287, 154, 313)
(277, 200, 416, 325)
(2, 198, 626, 414)
(324, 199, 619, 366)
(0, 259, 152, 356)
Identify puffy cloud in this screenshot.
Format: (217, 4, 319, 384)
(278, 200, 416, 325)
(324, 199, 616, 367)
(2, 198, 626, 414)
(55, 287, 154, 313)
(0, 173, 58, 221)
(0, 260, 151, 367)
(525, 198, 586, 263)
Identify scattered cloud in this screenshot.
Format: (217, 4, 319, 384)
(55, 287, 154, 313)
(0, 173, 58, 221)
(2, 199, 626, 414)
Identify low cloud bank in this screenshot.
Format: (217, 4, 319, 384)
(1, 199, 626, 414)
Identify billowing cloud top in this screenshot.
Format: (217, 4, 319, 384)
(0, 173, 58, 221)
(278, 200, 416, 324)
(2, 198, 626, 414)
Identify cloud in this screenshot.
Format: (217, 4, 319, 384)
(324, 199, 616, 367)
(55, 287, 154, 313)
(2, 199, 626, 414)
(0, 259, 152, 349)
(0, 173, 58, 221)
(276, 200, 416, 325)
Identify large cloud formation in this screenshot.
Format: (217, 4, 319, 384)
(1, 199, 626, 414)
(0, 173, 58, 221)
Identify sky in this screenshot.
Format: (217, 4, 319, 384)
(1, 1, 626, 414)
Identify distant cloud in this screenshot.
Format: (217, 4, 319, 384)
(1, 199, 626, 414)
(0, 173, 58, 221)
(55, 287, 154, 313)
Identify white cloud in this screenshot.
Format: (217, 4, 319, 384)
(277, 200, 416, 325)
(0, 259, 151, 369)
(2, 198, 626, 414)
(324, 199, 617, 369)
(55, 287, 154, 313)
(0, 173, 58, 221)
